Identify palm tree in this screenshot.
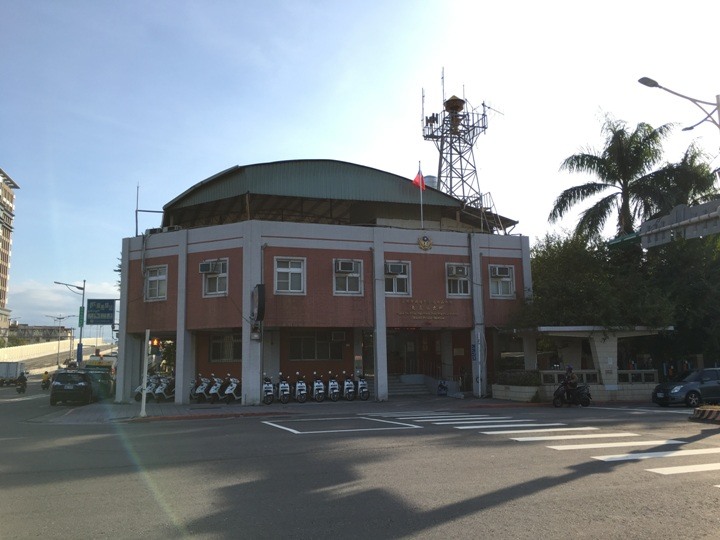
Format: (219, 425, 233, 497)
(549, 117, 673, 237)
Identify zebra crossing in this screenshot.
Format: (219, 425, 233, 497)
(362, 410, 720, 482)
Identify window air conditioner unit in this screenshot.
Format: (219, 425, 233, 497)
(491, 266, 511, 278)
(335, 260, 356, 273)
(385, 263, 405, 275)
(199, 262, 219, 274)
(145, 228, 163, 235)
(448, 265, 468, 277)
(163, 225, 182, 232)
(331, 331, 346, 342)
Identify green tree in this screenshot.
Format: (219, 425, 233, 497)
(646, 236, 720, 361)
(512, 233, 673, 329)
(549, 117, 673, 237)
(637, 143, 718, 217)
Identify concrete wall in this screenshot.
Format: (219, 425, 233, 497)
(0, 340, 108, 362)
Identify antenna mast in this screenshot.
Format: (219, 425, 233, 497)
(422, 73, 505, 233)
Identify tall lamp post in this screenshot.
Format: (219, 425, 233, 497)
(53, 279, 86, 364)
(638, 77, 720, 134)
(45, 314, 76, 367)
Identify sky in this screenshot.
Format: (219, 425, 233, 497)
(1, 0, 719, 336)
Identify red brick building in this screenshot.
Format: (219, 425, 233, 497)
(117, 160, 531, 404)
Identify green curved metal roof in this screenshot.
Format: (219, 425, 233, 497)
(164, 159, 459, 210)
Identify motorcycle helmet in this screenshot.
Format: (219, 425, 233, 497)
(566, 365, 573, 372)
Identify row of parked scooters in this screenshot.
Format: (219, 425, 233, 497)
(262, 371, 369, 405)
(190, 373, 242, 404)
(136, 370, 371, 405)
(134, 374, 176, 402)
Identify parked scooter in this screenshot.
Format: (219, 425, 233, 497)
(223, 375, 242, 404)
(192, 374, 213, 403)
(357, 372, 369, 401)
(294, 372, 308, 403)
(311, 371, 326, 402)
(327, 371, 340, 402)
(552, 381, 592, 407)
(189, 373, 207, 401)
(342, 371, 356, 401)
(277, 372, 291, 404)
(154, 376, 175, 402)
(262, 373, 274, 405)
(208, 373, 227, 404)
(135, 374, 160, 402)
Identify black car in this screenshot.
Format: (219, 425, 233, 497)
(77, 368, 114, 400)
(50, 370, 93, 406)
(652, 368, 720, 407)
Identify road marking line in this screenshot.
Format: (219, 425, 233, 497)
(363, 411, 453, 417)
(396, 415, 473, 420)
(594, 448, 720, 462)
(460, 422, 566, 430)
(590, 406, 691, 415)
(262, 421, 301, 434)
(548, 439, 685, 450)
(649, 463, 720, 475)
(482, 427, 595, 434)
(512, 432, 639, 441)
(431, 418, 515, 424)
(262, 416, 422, 434)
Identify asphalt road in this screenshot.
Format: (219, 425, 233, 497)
(2, 385, 720, 539)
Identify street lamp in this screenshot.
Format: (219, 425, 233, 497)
(45, 314, 76, 367)
(638, 76, 720, 134)
(54, 279, 86, 364)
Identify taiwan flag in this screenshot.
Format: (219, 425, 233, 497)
(413, 169, 426, 190)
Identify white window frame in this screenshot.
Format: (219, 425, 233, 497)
(384, 260, 411, 296)
(489, 264, 515, 298)
(333, 259, 363, 296)
(274, 257, 306, 295)
(446, 263, 471, 297)
(202, 258, 229, 297)
(145, 265, 168, 301)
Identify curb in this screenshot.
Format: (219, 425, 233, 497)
(689, 407, 720, 424)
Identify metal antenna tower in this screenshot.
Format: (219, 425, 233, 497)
(422, 82, 505, 233)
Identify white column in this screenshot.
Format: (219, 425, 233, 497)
(174, 229, 190, 404)
(242, 222, 263, 405)
(470, 234, 487, 397)
(372, 229, 388, 401)
(589, 334, 618, 389)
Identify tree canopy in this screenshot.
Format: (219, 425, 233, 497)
(549, 117, 717, 238)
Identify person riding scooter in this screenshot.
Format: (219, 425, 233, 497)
(564, 365, 578, 403)
(41, 371, 51, 390)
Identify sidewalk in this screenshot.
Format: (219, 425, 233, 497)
(36, 394, 532, 425)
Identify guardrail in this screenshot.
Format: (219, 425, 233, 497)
(540, 369, 658, 385)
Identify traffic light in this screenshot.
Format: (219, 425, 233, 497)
(150, 338, 160, 355)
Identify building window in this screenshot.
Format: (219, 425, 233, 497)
(446, 263, 470, 296)
(384, 261, 410, 295)
(145, 265, 167, 301)
(333, 259, 362, 295)
(489, 265, 515, 298)
(288, 330, 343, 360)
(202, 259, 228, 297)
(210, 333, 241, 363)
(275, 257, 306, 294)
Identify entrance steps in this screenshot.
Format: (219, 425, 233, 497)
(362, 374, 434, 398)
(387, 374, 433, 397)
